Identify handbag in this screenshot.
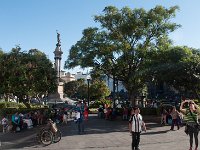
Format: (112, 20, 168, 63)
(16, 126, 20, 132)
(189, 110, 200, 130)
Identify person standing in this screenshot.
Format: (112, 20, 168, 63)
(1, 115, 8, 133)
(63, 111, 68, 125)
(75, 108, 84, 134)
(129, 106, 146, 150)
(170, 106, 180, 130)
(160, 105, 168, 125)
(11, 112, 20, 132)
(98, 105, 104, 118)
(180, 100, 200, 150)
(84, 103, 89, 121)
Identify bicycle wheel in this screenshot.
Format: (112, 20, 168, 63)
(40, 130, 53, 146)
(53, 129, 62, 143)
(36, 128, 45, 143)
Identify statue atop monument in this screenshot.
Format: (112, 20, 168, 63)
(56, 30, 61, 47)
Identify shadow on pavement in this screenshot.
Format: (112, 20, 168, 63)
(0, 127, 42, 149)
(0, 114, 165, 149)
(142, 130, 169, 135)
(60, 115, 128, 137)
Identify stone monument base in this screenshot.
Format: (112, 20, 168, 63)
(48, 82, 64, 103)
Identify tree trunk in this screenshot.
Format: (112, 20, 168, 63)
(18, 95, 23, 103)
(128, 91, 136, 107)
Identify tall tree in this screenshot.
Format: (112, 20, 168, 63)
(150, 46, 200, 99)
(65, 5, 180, 105)
(0, 47, 57, 102)
(0, 49, 5, 95)
(90, 80, 111, 100)
(64, 79, 85, 98)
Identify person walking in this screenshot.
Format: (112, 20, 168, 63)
(129, 106, 146, 150)
(180, 100, 200, 150)
(170, 106, 180, 130)
(75, 109, 85, 134)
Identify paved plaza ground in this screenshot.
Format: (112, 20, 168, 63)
(0, 114, 194, 150)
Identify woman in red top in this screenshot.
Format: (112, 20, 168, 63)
(84, 105, 89, 121)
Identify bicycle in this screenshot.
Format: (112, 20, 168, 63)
(36, 119, 62, 146)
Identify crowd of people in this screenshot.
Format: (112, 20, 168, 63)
(98, 104, 129, 121)
(1, 109, 49, 133)
(0, 100, 90, 135)
(160, 105, 183, 130)
(1, 98, 200, 150)
(96, 98, 200, 150)
(127, 99, 200, 150)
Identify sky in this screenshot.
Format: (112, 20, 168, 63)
(0, 0, 200, 74)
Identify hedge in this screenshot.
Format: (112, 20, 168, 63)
(0, 102, 49, 117)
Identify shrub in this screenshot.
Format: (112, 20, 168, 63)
(18, 103, 27, 108)
(0, 102, 6, 109)
(89, 99, 112, 108)
(6, 102, 19, 108)
(0, 108, 18, 116)
(0, 102, 50, 118)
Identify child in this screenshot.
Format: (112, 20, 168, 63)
(63, 112, 68, 125)
(1, 116, 9, 133)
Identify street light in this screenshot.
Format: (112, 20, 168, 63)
(87, 75, 91, 107)
(113, 77, 116, 109)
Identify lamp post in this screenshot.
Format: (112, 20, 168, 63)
(113, 77, 116, 109)
(87, 75, 91, 107)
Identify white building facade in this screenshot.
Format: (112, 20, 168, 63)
(60, 71, 126, 92)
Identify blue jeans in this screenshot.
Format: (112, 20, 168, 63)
(77, 120, 84, 134)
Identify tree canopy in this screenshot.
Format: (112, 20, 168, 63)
(64, 79, 110, 101)
(0, 46, 57, 102)
(149, 46, 200, 98)
(65, 5, 180, 105)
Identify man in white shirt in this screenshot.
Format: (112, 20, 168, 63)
(129, 106, 146, 150)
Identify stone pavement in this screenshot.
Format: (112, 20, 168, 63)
(0, 114, 195, 150)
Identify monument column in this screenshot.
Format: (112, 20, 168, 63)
(53, 32, 64, 99)
(54, 32, 63, 83)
